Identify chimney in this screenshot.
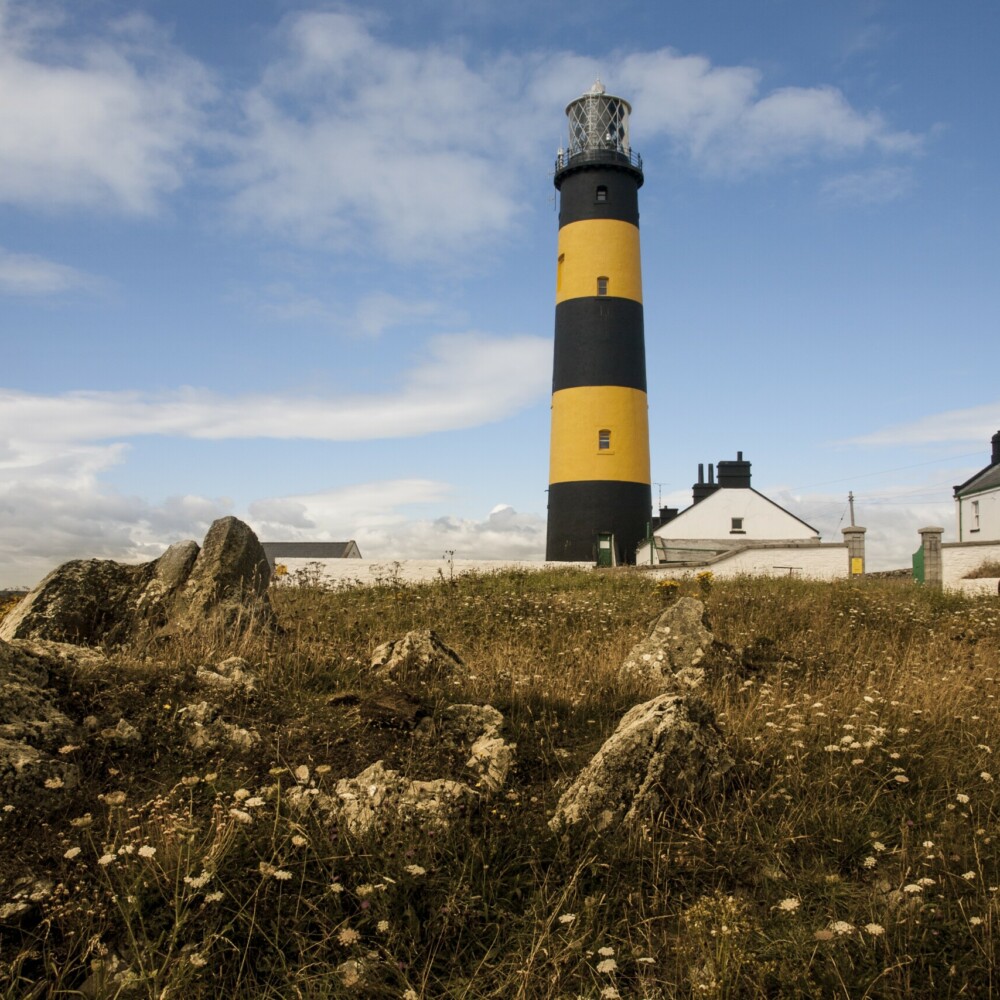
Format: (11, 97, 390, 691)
(692, 462, 721, 504)
(993, 430, 1000, 466)
(716, 451, 752, 489)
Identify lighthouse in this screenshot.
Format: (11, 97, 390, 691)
(545, 81, 652, 564)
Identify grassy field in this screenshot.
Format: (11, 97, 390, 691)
(2, 569, 999, 998)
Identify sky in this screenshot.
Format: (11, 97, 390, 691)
(1, 0, 998, 587)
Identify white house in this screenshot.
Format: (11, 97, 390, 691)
(636, 453, 846, 578)
(953, 431, 1000, 542)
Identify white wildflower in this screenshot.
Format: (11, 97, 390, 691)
(596, 958, 618, 973)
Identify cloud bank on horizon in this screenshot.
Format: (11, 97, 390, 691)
(1, 0, 997, 586)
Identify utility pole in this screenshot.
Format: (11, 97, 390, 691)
(848, 491, 856, 527)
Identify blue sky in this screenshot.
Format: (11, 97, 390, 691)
(1, 0, 998, 586)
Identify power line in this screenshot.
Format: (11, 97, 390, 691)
(791, 450, 984, 492)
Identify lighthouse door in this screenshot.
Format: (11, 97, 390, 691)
(596, 532, 616, 567)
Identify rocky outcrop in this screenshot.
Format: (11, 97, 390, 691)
(619, 597, 713, 692)
(0, 517, 273, 646)
(370, 630, 467, 690)
(549, 694, 732, 834)
(434, 704, 514, 793)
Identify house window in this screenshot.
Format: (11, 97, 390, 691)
(972, 500, 980, 531)
(731, 517, 745, 534)
(596, 185, 607, 203)
(596, 275, 608, 296)
(598, 429, 611, 450)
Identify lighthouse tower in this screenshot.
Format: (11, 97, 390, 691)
(545, 81, 651, 564)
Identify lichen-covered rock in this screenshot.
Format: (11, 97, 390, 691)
(180, 700, 258, 751)
(619, 598, 713, 691)
(549, 694, 732, 833)
(432, 704, 514, 792)
(165, 517, 273, 635)
(370, 630, 467, 689)
(332, 760, 476, 836)
(0, 517, 273, 647)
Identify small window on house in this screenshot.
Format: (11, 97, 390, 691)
(972, 500, 980, 530)
(731, 517, 745, 534)
(596, 275, 608, 296)
(598, 429, 611, 450)
(596, 185, 608, 203)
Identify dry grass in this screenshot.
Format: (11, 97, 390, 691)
(2, 570, 999, 997)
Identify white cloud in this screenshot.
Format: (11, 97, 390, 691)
(0, 246, 102, 294)
(846, 403, 1000, 447)
(618, 50, 922, 173)
(0, 2, 214, 213)
(821, 166, 916, 205)
(0, 332, 550, 444)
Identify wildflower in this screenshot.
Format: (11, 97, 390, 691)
(963, 871, 977, 881)
(294, 765, 310, 783)
(329, 882, 345, 894)
(894, 775, 910, 784)
(337, 927, 360, 946)
(596, 958, 618, 973)
(233, 788, 250, 801)
(229, 808, 252, 824)
(852, 758, 865, 766)
(917, 877, 936, 887)
(44, 777, 65, 789)
(873, 841, 887, 852)
(601, 988, 621, 999)
(138, 845, 156, 858)
(102, 791, 126, 806)
(58, 745, 79, 754)
(558, 913, 576, 925)
(864, 923, 885, 936)
(863, 856, 877, 868)
(70, 814, 93, 828)
(982, 772, 994, 783)
(2, 804, 14, 812)
(189, 953, 207, 967)
(598, 946, 615, 957)
(98, 853, 116, 866)
(777, 897, 800, 912)
(377, 920, 390, 933)
(404, 864, 427, 877)
(402, 991, 419, 1000)
(291, 835, 308, 847)
(903, 884, 923, 894)
(181, 776, 200, 787)
(244, 796, 265, 808)
(829, 921, 855, 936)
(204, 891, 224, 903)
(184, 871, 212, 889)
(272, 869, 292, 881)
(824, 745, 840, 753)
(970, 916, 983, 926)
(637, 957, 655, 964)
(922, 841, 935, 849)
(957, 793, 970, 804)
(64, 847, 81, 859)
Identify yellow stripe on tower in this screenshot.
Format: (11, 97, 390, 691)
(555, 219, 643, 304)
(549, 385, 650, 484)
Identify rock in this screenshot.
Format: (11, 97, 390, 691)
(467, 733, 515, 793)
(180, 700, 258, 751)
(165, 517, 273, 636)
(549, 694, 732, 834)
(0, 517, 274, 647)
(370, 630, 467, 689)
(0, 876, 54, 928)
(359, 691, 427, 729)
(332, 760, 476, 836)
(437, 704, 504, 742)
(432, 704, 514, 792)
(619, 598, 713, 692)
(99, 718, 140, 743)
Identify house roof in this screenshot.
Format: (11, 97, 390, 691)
(261, 542, 361, 561)
(659, 487, 820, 536)
(955, 463, 1000, 498)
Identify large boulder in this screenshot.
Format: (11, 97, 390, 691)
(619, 597, 713, 692)
(165, 517, 272, 635)
(0, 518, 273, 647)
(549, 694, 732, 834)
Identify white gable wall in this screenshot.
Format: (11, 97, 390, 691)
(957, 488, 1000, 542)
(655, 488, 818, 542)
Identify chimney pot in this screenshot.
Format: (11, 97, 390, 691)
(993, 430, 1000, 466)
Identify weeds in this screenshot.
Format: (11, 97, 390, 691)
(2, 571, 1000, 996)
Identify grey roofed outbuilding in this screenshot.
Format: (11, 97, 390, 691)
(261, 541, 362, 569)
(954, 431, 1000, 498)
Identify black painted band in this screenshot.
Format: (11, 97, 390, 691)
(553, 297, 646, 392)
(557, 165, 641, 227)
(546, 480, 652, 563)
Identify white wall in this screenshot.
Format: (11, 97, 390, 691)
(957, 489, 1000, 542)
(271, 558, 587, 586)
(941, 541, 1000, 590)
(646, 543, 848, 581)
(656, 489, 818, 542)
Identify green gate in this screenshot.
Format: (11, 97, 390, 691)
(912, 545, 924, 583)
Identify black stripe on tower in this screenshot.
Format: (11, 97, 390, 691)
(552, 297, 646, 392)
(546, 481, 652, 564)
(557, 165, 642, 226)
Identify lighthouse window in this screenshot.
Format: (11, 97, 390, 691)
(598, 429, 611, 450)
(596, 185, 607, 203)
(596, 275, 608, 296)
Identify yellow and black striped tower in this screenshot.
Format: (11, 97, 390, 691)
(546, 81, 651, 564)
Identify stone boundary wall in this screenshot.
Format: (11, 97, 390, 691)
(271, 558, 589, 586)
(941, 540, 1000, 592)
(644, 543, 849, 581)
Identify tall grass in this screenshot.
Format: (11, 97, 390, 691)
(1, 571, 999, 997)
